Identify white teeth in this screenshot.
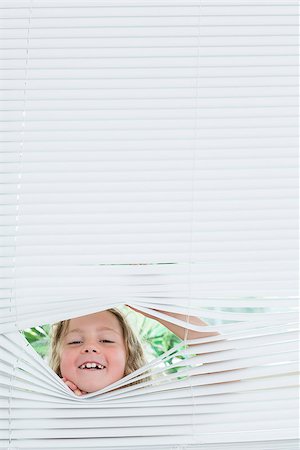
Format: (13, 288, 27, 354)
(79, 363, 105, 370)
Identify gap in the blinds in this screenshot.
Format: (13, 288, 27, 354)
(20, 304, 187, 394)
(19, 302, 276, 396)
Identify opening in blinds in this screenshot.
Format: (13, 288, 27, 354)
(0, 0, 299, 449)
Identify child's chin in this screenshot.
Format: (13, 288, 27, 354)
(78, 380, 110, 393)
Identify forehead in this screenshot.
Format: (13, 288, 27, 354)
(67, 311, 122, 334)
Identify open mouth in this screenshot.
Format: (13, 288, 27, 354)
(78, 363, 106, 370)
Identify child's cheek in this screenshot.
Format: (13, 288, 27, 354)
(60, 349, 75, 379)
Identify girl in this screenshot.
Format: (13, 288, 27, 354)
(49, 306, 216, 396)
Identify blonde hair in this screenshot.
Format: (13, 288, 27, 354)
(49, 308, 148, 385)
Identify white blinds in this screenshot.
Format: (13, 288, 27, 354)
(0, 0, 299, 448)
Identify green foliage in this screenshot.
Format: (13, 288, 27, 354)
(137, 318, 185, 374)
(22, 325, 51, 359)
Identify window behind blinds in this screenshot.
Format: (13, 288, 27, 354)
(0, 1, 299, 449)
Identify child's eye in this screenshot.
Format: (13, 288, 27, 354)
(67, 340, 114, 344)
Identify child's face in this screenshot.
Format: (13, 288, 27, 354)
(59, 311, 127, 393)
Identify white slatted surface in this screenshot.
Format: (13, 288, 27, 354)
(0, 0, 299, 448)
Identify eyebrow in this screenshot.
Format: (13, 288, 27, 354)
(66, 327, 120, 335)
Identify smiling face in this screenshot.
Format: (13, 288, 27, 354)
(59, 311, 127, 393)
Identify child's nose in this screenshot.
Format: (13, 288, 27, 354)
(82, 344, 100, 353)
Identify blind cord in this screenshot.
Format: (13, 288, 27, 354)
(8, 356, 19, 449)
(184, 4, 204, 445)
